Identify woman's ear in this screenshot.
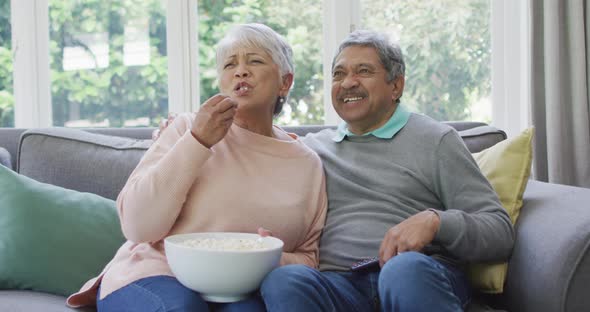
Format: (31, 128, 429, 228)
(280, 73, 294, 95)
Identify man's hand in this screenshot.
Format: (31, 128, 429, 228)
(191, 94, 237, 148)
(378, 210, 440, 267)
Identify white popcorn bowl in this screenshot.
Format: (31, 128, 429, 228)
(164, 232, 283, 303)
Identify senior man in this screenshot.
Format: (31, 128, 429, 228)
(259, 30, 514, 312)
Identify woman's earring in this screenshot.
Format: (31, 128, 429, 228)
(279, 96, 285, 103)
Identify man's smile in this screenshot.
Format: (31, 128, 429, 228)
(343, 96, 364, 103)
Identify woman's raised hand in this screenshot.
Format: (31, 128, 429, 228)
(191, 94, 238, 148)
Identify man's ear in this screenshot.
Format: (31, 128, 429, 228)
(280, 73, 294, 96)
(392, 75, 405, 102)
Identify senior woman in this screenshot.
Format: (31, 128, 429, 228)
(66, 23, 327, 312)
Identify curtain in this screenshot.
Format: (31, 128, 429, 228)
(530, 0, 590, 188)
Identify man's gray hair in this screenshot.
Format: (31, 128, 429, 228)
(333, 30, 405, 83)
(216, 23, 294, 115)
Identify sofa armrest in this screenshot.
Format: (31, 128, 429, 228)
(0, 147, 11, 170)
(503, 180, 590, 312)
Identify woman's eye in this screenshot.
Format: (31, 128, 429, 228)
(223, 63, 234, 69)
(359, 68, 371, 74)
(251, 59, 263, 64)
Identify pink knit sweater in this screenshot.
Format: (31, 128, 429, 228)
(67, 113, 327, 307)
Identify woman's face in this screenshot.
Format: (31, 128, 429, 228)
(219, 46, 291, 114)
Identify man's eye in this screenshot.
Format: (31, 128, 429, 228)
(333, 71, 344, 78)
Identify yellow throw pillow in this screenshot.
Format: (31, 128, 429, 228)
(468, 127, 534, 293)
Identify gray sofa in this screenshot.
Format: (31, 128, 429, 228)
(0, 122, 589, 312)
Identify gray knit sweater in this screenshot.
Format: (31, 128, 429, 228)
(301, 113, 515, 272)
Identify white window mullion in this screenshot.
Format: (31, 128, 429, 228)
(491, 0, 531, 138)
(12, 0, 51, 128)
(167, 0, 200, 114)
(322, 0, 360, 125)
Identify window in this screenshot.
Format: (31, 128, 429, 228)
(8, 0, 499, 127)
(197, 0, 324, 125)
(49, 0, 168, 127)
(0, 0, 13, 127)
(361, 0, 491, 123)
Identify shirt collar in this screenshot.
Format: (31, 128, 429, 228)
(332, 104, 411, 142)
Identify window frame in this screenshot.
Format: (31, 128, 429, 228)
(10, 0, 520, 130)
(490, 0, 531, 138)
(11, 0, 51, 127)
(167, 0, 200, 114)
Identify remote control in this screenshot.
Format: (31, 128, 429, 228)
(350, 256, 380, 272)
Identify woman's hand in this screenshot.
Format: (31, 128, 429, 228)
(257, 227, 273, 237)
(191, 94, 238, 148)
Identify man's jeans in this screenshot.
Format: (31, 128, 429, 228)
(97, 275, 265, 312)
(260, 251, 471, 312)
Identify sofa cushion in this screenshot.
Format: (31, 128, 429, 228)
(0, 290, 93, 312)
(504, 180, 590, 312)
(0, 128, 27, 170)
(459, 125, 507, 153)
(284, 125, 506, 153)
(12, 124, 501, 203)
(17, 128, 151, 201)
(0, 165, 125, 297)
(468, 128, 534, 293)
(0, 146, 10, 170)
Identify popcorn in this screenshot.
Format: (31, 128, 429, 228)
(181, 237, 268, 251)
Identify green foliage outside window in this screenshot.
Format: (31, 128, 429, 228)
(0, 0, 14, 127)
(49, 0, 168, 127)
(0, 0, 490, 127)
(363, 0, 491, 122)
(197, 0, 324, 125)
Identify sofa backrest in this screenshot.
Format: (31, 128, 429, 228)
(0, 128, 26, 170)
(17, 128, 151, 200)
(0, 122, 506, 200)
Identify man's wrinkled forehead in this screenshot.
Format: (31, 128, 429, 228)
(332, 45, 383, 71)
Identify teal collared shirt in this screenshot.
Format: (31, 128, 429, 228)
(332, 105, 411, 142)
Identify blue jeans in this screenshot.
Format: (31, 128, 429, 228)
(260, 251, 470, 312)
(97, 275, 266, 312)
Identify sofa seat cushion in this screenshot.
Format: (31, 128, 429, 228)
(503, 180, 590, 312)
(0, 290, 94, 312)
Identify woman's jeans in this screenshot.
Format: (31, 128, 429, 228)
(260, 251, 471, 312)
(96, 275, 265, 312)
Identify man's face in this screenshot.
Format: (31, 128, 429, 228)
(331, 46, 404, 134)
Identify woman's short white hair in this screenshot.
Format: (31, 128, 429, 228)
(216, 23, 294, 78)
(216, 23, 294, 115)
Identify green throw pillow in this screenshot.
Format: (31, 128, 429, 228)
(468, 127, 534, 293)
(0, 165, 125, 296)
